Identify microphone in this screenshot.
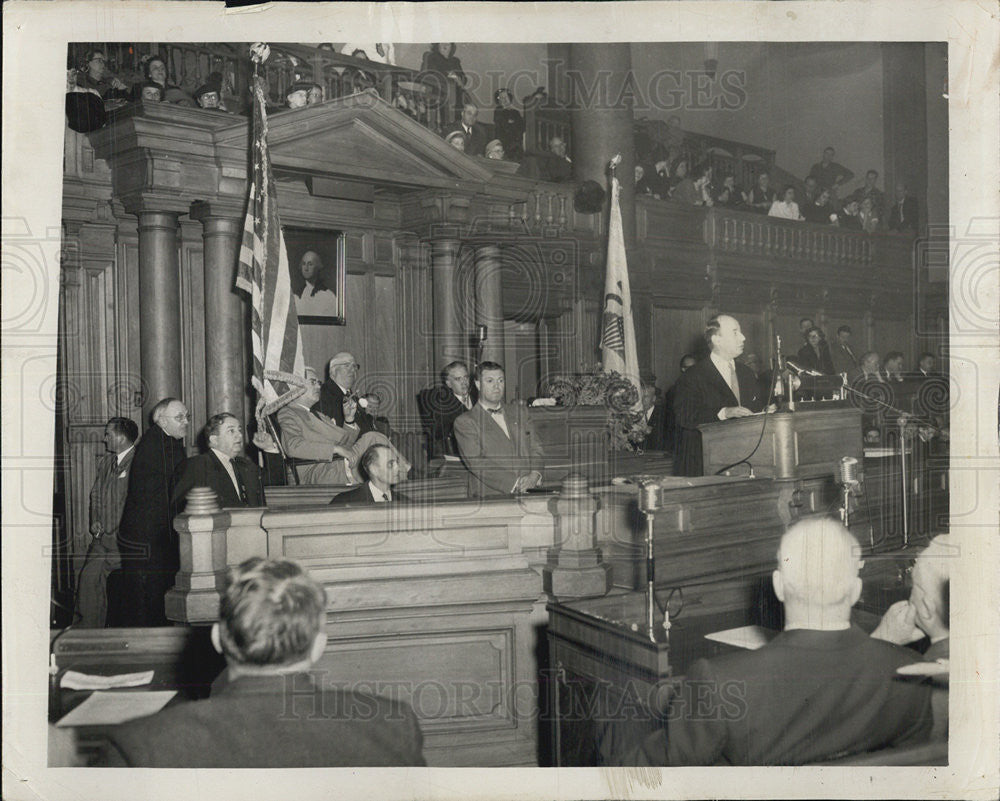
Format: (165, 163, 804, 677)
(839, 455, 859, 486)
(477, 325, 487, 344)
(785, 360, 822, 377)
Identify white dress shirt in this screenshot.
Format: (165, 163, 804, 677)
(480, 402, 511, 439)
(368, 481, 391, 502)
(710, 352, 741, 420)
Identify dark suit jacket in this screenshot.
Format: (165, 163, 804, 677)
(313, 379, 375, 433)
(888, 196, 919, 233)
(171, 450, 265, 509)
(329, 482, 409, 506)
(830, 341, 860, 375)
(631, 626, 932, 766)
(419, 386, 476, 458)
(453, 402, 545, 497)
(116, 425, 187, 570)
(90, 447, 135, 538)
(672, 358, 764, 477)
(444, 120, 488, 156)
(642, 402, 668, 451)
(796, 341, 836, 374)
(101, 671, 425, 768)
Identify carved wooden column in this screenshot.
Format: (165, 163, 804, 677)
(474, 244, 506, 366)
(430, 237, 463, 372)
(165, 487, 229, 624)
(543, 474, 612, 599)
(191, 203, 248, 422)
(136, 210, 183, 419)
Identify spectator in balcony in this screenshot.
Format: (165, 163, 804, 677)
(849, 170, 886, 218)
(138, 55, 194, 106)
(858, 196, 880, 233)
(802, 176, 820, 208)
(850, 350, 883, 384)
(445, 130, 467, 152)
(421, 43, 468, 126)
(444, 103, 487, 157)
(802, 187, 839, 225)
(667, 156, 689, 193)
(882, 351, 905, 382)
(714, 173, 746, 208)
(285, 81, 313, 110)
(493, 88, 524, 161)
(830, 325, 860, 375)
(76, 49, 130, 104)
(798, 318, 815, 344)
(307, 83, 325, 106)
(194, 73, 229, 113)
(796, 327, 836, 375)
(746, 171, 775, 214)
(807, 146, 854, 198)
(340, 43, 396, 66)
(839, 198, 863, 230)
(485, 139, 505, 160)
(672, 163, 713, 206)
(137, 82, 164, 103)
(768, 186, 804, 221)
(917, 352, 938, 378)
(641, 155, 672, 200)
(543, 136, 574, 183)
(888, 182, 919, 234)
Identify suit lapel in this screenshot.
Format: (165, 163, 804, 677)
(208, 450, 239, 505)
(708, 360, 739, 406)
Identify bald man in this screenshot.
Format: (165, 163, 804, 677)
(630, 518, 932, 765)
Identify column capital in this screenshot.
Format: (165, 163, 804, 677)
(121, 194, 191, 218)
(190, 200, 245, 224)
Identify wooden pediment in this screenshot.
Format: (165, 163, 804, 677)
(214, 91, 493, 190)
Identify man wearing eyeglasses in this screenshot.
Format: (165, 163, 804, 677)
(312, 351, 376, 434)
(109, 397, 190, 627)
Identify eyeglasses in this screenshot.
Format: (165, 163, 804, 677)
(334, 362, 360, 371)
(173, 413, 191, 422)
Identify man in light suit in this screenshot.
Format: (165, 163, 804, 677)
(99, 557, 425, 767)
(329, 444, 407, 505)
(453, 361, 545, 497)
(74, 417, 138, 628)
(629, 518, 932, 766)
(171, 413, 266, 509)
(672, 315, 770, 476)
(278, 368, 408, 485)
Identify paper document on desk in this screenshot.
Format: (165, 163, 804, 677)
(56, 690, 176, 727)
(704, 625, 776, 650)
(61, 669, 154, 690)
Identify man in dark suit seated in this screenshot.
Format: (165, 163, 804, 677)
(887, 182, 919, 234)
(443, 102, 488, 157)
(313, 351, 376, 433)
(672, 315, 769, 476)
(420, 360, 477, 458)
(171, 413, 265, 508)
(329, 444, 407, 505)
(629, 518, 933, 766)
(99, 557, 425, 767)
(453, 361, 545, 497)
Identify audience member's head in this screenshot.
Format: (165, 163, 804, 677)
(816, 188, 832, 208)
(549, 136, 567, 158)
(895, 182, 908, 201)
(821, 146, 836, 164)
(443, 361, 471, 398)
(804, 176, 818, 197)
(679, 354, 697, 373)
(781, 185, 796, 204)
(909, 535, 952, 642)
(692, 163, 712, 186)
(328, 352, 360, 391)
(104, 417, 139, 453)
(474, 360, 505, 405)
(772, 517, 863, 629)
(494, 88, 513, 109)
(860, 351, 880, 375)
(756, 171, 769, 190)
(843, 199, 860, 216)
(212, 557, 328, 676)
(836, 325, 852, 344)
(204, 413, 244, 459)
(359, 444, 401, 490)
(151, 397, 189, 439)
(705, 314, 746, 360)
(485, 139, 505, 160)
(805, 326, 824, 348)
(864, 169, 879, 189)
(445, 130, 466, 152)
(144, 56, 168, 87)
(84, 49, 109, 81)
(307, 83, 324, 105)
(138, 82, 164, 102)
(883, 351, 904, 375)
(799, 318, 815, 336)
(194, 85, 221, 109)
(918, 352, 935, 373)
(286, 81, 312, 109)
(672, 157, 689, 179)
(460, 102, 478, 127)
(635, 164, 645, 183)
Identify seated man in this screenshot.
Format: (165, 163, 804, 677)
(420, 360, 477, 458)
(872, 534, 952, 739)
(453, 361, 544, 497)
(171, 413, 265, 508)
(313, 351, 376, 432)
(277, 368, 409, 485)
(629, 518, 932, 766)
(329, 444, 406, 505)
(99, 557, 425, 767)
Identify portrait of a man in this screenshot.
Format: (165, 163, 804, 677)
(286, 229, 346, 324)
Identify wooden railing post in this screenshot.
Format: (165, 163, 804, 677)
(165, 487, 230, 625)
(543, 474, 612, 599)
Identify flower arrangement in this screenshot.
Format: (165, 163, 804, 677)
(545, 365, 650, 452)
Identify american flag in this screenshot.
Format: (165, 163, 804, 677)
(600, 174, 641, 406)
(235, 74, 305, 411)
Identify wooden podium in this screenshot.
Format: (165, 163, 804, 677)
(698, 404, 863, 479)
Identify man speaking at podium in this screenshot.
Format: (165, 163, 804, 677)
(673, 314, 767, 476)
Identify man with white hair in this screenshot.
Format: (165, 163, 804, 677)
(313, 351, 376, 433)
(631, 518, 932, 765)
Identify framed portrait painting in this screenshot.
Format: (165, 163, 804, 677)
(284, 227, 346, 325)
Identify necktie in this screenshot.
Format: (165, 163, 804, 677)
(486, 407, 504, 415)
(728, 362, 740, 402)
(381, 492, 389, 502)
(230, 459, 249, 504)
